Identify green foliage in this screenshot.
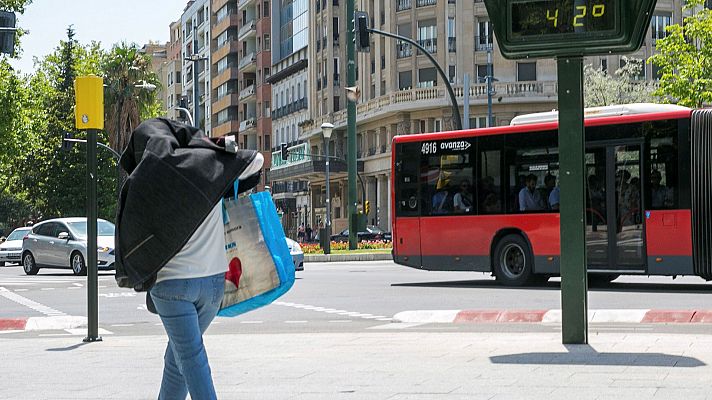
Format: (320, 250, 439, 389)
(0, 27, 166, 232)
(102, 42, 162, 153)
(648, 0, 712, 108)
(0, 0, 32, 12)
(584, 57, 658, 107)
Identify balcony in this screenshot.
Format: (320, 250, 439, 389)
(417, 38, 437, 54)
(238, 20, 256, 40)
(212, 93, 239, 113)
(396, 42, 412, 58)
(239, 84, 255, 100)
(416, 0, 436, 6)
(238, 51, 256, 72)
(475, 36, 494, 51)
(300, 81, 558, 138)
(396, 0, 411, 11)
(238, 0, 255, 11)
(239, 117, 256, 132)
(212, 120, 240, 137)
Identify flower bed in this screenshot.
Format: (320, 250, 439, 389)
(301, 240, 393, 254)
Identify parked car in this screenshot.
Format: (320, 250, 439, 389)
(330, 225, 391, 242)
(21, 218, 115, 276)
(0, 227, 32, 266)
(285, 237, 304, 271)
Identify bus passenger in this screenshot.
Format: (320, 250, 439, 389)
(453, 180, 473, 213)
(519, 174, 544, 211)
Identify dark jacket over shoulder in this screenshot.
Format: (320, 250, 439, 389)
(115, 118, 258, 291)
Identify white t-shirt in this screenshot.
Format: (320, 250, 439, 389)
(156, 153, 264, 283)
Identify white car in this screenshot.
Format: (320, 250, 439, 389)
(0, 227, 32, 266)
(285, 237, 304, 271)
(21, 218, 115, 276)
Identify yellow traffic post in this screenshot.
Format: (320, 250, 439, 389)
(74, 75, 104, 343)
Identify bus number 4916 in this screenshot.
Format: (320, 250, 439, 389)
(421, 142, 437, 155)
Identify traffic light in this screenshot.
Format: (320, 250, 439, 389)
(0, 11, 16, 56)
(354, 11, 370, 53)
(61, 132, 74, 152)
(280, 143, 289, 161)
(364, 200, 370, 215)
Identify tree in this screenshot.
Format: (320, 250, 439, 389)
(584, 56, 658, 107)
(648, 0, 712, 108)
(102, 43, 162, 154)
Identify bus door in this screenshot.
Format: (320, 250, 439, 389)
(585, 143, 646, 271)
(393, 142, 422, 268)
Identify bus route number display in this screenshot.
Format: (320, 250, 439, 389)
(511, 0, 617, 37)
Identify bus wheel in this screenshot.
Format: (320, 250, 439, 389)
(493, 234, 535, 286)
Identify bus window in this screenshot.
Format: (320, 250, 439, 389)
(647, 120, 678, 210)
(505, 131, 558, 213)
(395, 142, 421, 217)
(420, 139, 474, 216)
(478, 137, 503, 214)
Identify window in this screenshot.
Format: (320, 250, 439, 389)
(505, 131, 558, 213)
(420, 139, 475, 216)
(217, 56, 228, 73)
(478, 136, 503, 214)
(434, 119, 442, 132)
(176, 71, 181, 83)
(417, 19, 437, 53)
(217, 109, 230, 124)
(647, 120, 678, 210)
(651, 13, 672, 42)
(448, 65, 456, 84)
(447, 17, 456, 52)
(264, 34, 270, 49)
(517, 62, 537, 82)
(264, 101, 270, 117)
(217, 31, 229, 48)
(476, 64, 494, 80)
(601, 58, 608, 73)
(477, 20, 493, 50)
(217, 5, 229, 22)
(469, 116, 488, 129)
(264, 1, 269, 17)
(395, 142, 421, 217)
(217, 82, 229, 98)
(417, 67, 437, 88)
(265, 135, 271, 151)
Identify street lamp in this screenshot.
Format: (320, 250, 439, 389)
(321, 122, 334, 255)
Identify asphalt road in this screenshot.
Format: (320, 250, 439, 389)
(1, 260, 711, 338)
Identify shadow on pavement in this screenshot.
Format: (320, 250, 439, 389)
(490, 344, 705, 367)
(392, 279, 712, 294)
(46, 341, 92, 352)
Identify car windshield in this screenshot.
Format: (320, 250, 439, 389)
(6, 228, 30, 241)
(66, 220, 115, 237)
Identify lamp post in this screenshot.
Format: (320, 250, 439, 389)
(322, 122, 334, 255)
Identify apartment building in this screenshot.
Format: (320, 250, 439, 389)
(181, 0, 212, 134)
(266, 0, 311, 236)
(240, 0, 273, 184)
(269, 0, 683, 237)
(155, 20, 184, 122)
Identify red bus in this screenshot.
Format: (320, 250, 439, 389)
(391, 103, 712, 286)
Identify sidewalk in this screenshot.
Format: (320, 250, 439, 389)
(2, 330, 712, 399)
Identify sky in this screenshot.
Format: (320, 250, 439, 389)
(9, 0, 189, 74)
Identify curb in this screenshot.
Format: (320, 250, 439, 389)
(304, 253, 393, 262)
(0, 316, 87, 332)
(393, 309, 712, 324)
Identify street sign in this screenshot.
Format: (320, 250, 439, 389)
(483, 0, 657, 59)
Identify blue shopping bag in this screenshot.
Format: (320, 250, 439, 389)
(218, 189, 295, 317)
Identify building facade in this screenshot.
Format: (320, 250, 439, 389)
(268, 0, 684, 239)
(181, 0, 212, 134)
(266, 0, 311, 238)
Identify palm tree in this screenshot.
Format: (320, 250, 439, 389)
(102, 43, 161, 154)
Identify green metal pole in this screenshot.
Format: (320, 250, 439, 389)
(557, 57, 588, 344)
(84, 128, 101, 343)
(347, 0, 358, 250)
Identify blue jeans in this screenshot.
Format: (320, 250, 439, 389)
(149, 273, 225, 400)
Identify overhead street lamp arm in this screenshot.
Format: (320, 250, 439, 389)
(367, 27, 463, 131)
(64, 138, 121, 160)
